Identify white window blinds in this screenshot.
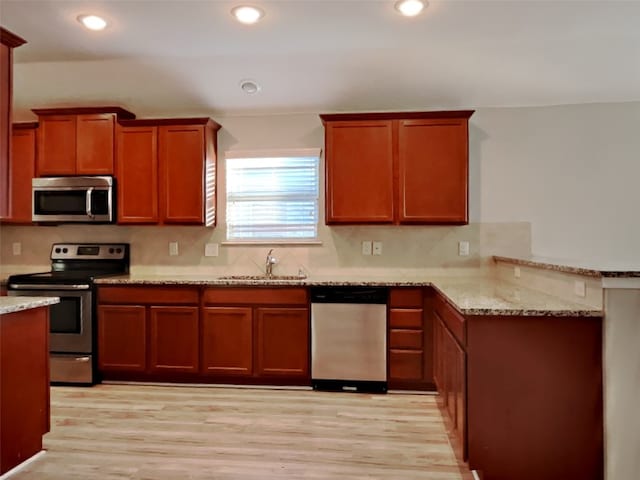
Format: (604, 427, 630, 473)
(225, 150, 320, 241)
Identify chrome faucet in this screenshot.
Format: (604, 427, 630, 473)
(265, 249, 277, 277)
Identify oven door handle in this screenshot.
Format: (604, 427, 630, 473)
(9, 284, 91, 290)
(86, 187, 95, 219)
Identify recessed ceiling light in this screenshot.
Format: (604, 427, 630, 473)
(231, 5, 265, 25)
(239, 79, 261, 94)
(77, 14, 108, 31)
(394, 0, 426, 17)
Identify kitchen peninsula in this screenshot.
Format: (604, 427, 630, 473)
(0, 296, 59, 476)
(95, 271, 603, 480)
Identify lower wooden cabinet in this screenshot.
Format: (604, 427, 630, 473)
(97, 286, 310, 385)
(0, 306, 49, 475)
(202, 287, 310, 384)
(98, 305, 147, 372)
(433, 307, 466, 460)
(150, 306, 199, 373)
(97, 286, 200, 378)
(388, 287, 433, 389)
(256, 307, 309, 377)
(201, 307, 253, 376)
(431, 287, 604, 480)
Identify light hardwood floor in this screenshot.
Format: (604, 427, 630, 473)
(13, 385, 468, 479)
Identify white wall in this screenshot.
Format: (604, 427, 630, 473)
(471, 102, 640, 263)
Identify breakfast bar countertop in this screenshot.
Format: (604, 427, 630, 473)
(94, 273, 602, 318)
(0, 296, 60, 315)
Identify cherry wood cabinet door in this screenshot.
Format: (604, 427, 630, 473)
(37, 115, 76, 175)
(76, 113, 115, 174)
(159, 124, 205, 224)
(6, 126, 36, 223)
(116, 125, 159, 223)
(149, 306, 199, 373)
(98, 305, 147, 372)
(201, 307, 253, 376)
(398, 118, 468, 224)
(324, 120, 394, 223)
(256, 307, 309, 378)
(0, 43, 10, 218)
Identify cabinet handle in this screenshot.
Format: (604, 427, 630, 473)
(75, 356, 91, 362)
(86, 187, 95, 219)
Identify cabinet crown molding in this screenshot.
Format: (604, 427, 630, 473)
(0, 27, 27, 47)
(32, 106, 136, 119)
(319, 110, 475, 124)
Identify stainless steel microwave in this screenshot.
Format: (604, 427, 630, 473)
(32, 176, 115, 223)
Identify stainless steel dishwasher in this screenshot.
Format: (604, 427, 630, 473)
(310, 286, 388, 393)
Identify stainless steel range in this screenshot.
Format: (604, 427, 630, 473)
(8, 243, 129, 385)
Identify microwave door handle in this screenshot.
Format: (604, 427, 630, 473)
(85, 187, 95, 219)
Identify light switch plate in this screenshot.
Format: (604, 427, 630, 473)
(205, 243, 219, 257)
(373, 241, 382, 256)
(12, 242, 21, 256)
(574, 280, 586, 297)
(458, 241, 470, 256)
(169, 242, 179, 256)
(514, 266, 521, 279)
(362, 241, 372, 256)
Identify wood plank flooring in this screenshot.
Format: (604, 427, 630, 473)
(12, 384, 469, 479)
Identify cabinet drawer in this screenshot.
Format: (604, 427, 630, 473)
(389, 350, 424, 380)
(390, 329, 423, 349)
(389, 309, 423, 328)
(98, 286, 199, 305)
(433, 293, 465, 346)
(203, 287, 308, 306)
(389, 288, 423, 308)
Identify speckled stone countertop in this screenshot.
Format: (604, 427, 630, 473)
(95, 274, 602, 317)
(0, 296, 60, 315)
(494, 255, 640, 278)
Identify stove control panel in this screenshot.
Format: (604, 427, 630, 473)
(51, 244, 128, 260)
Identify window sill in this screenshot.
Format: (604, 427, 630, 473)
(221, 240, 323, 246)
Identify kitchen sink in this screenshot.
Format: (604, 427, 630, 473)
(218, 274, 307, 281)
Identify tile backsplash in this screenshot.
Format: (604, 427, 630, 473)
(0, 222, 531, 277)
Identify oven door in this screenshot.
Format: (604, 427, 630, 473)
(8, 286, 93, 353)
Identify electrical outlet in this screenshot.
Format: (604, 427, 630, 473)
(12, 242, 21, 256)
(169, 242, 179, 256)
(458, 241, 470, 256)
(361, 241, 372, 256)
(373, 241, 382, 256)
(514, 266, 521, 279)
(205, 243, 219, 257)
(574, 280, 586, 298)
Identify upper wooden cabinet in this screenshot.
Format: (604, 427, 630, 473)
(116, 118, 220, 226)
(2, 123, 37, 224)
(0, 28, 26, 219)
(320, 111, 474, 225)
(32, 107, 135, 176)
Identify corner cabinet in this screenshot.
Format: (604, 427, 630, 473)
(0, 28, 26, 219)
(430, 287, 604, 480)
(116, 118, 220, 226)
(32, 107, 136, 176)
(320, 111, 473, 225)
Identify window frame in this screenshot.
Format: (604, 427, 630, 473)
(222, 148, 322, 245)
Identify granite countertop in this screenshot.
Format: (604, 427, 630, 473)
(0, 296, 60, 315)
(95, 273, 602, 317)
(494, 255, 640, 278)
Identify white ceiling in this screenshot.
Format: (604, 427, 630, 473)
(2, 0, 640, 119)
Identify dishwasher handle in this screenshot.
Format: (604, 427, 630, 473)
(310, 286, 387, 304)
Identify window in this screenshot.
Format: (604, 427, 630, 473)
(225, 149, 320, 242)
